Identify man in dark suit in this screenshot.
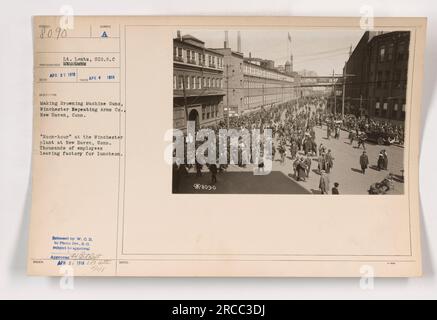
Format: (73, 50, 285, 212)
(332, 182, 340, 194)
(325, 149, 334, 174)
(360, 151, 369, 174)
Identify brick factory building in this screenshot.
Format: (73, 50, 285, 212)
(344, 31, 410, 123)
(213, 48, 298, 116)
(173, 33, 225, 131)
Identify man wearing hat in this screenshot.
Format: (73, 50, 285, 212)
(377, 150, 385, 171)
(360, 150, 369, 174)
(332, 182, 340, 194)
(325, 149, 334, 174)
(383, 149, 389, 170)
(357, 132, 367, 149)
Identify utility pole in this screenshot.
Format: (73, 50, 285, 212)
(182, 73, 189, 127)
(332, 69, 336, 114)
(296, 76, 300, 108)
(248, 77, 251, 113)
(341, 46, 352, 120)
(226, 64, 230, 129)
(342, 65, 346, 120)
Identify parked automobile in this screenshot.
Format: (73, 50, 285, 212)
(365, 130, 397, 145)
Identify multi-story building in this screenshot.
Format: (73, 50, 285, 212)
(173, 33, 225, 131)
(344, 31, 410, 123)
(212, 48, 297, 115)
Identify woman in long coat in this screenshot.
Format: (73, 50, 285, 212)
(377, 151, 385, 171)
(325, 150, 334, 174)
(297, 158, 307, 182)
(360, 151, 369, 174)
(383, 150, 389, 170)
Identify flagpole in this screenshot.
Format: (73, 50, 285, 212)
(287, 32, 289, 62)
(287, 32, 290, 64)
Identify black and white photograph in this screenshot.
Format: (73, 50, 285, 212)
(2, 0, 435, 299)
(172, 29, 410, 195)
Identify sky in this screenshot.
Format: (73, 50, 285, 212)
(178, 29, 367, 76)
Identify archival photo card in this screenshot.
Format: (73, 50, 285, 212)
(28, 16, 425, 277)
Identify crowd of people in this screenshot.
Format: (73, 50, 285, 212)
(273, 98, 343, 194)
(343, 114, 405, 145)
(172, 103, 281, 192)
(172, 95, 403, 195)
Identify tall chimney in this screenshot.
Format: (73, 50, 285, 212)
(224, 31, 229, 49)
(237, 31, 241, 52)
(177, 30, 181, 40)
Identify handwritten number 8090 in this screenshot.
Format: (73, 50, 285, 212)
(40, 26, 67, 39)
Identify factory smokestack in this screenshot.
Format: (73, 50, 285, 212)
(224, 31, 229, 49)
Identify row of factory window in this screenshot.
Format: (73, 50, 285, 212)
(374, 69, 408, 89)
(243, 94, 286, 106)
(378, 41, 408, 63)
(243, 80, 292, 89)
(243, 64, 294, 82)
(173, 46, 223, 69)
(201, 104, 220, 120)
(173, 75, 223, 90)
(374, 99, 406, 119)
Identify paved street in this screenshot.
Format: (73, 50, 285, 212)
(286, 125, 405, 194)
(177, 123, 404, 195)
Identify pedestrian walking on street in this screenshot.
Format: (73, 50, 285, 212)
(383, 149, 389, 170)
(311, 140, 318, 156)
(293, 157, 300, 178)
(348, 130, 355, 145)
(325, 149, 334, 174)
(304, 137, 312, 155)
(318, 152, 326, 173)
(305, 155, 312, 178)
(334, 125, 340, 139)
(319, 170, 330, 194)
(318, 142, 325, 156)
(271, 144, 276, 161)
(279, 143, 286, 164)
(332, 182, 340, 194)
(360, 151, 369, 174)
(290, 141, 298, 159)
(296, 158, 307, 182)
(377, 150, 385, 171)
(256, 149, 265, 174)
(357, 132, 367, 149)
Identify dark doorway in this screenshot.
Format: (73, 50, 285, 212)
(188, 109, 200, 131)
